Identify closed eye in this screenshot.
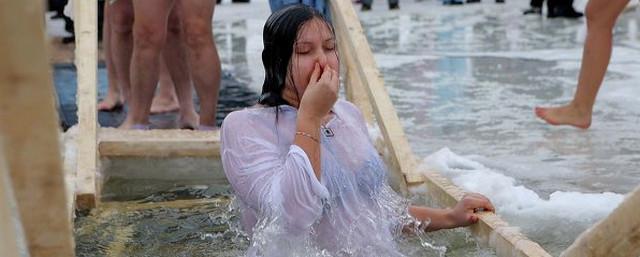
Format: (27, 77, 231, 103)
(324, 40, 336, 51)
(295, 44, 312, 54)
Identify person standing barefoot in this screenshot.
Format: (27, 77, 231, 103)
(159, 7, 200, 129)
(174, 0, 221, 130)
(120, 0, 218, 130)
(98, 0, 130, 111)
(150, 57, 181, 114)
(535, 0, 629, 129)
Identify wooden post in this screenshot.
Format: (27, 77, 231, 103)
(338, 37, 375, 124)
(0, 0, 76, 255)
(0, 145, 22, 257)
(74, 0, 99, 210)
(561, 185, 640, 257)
(328, 0, 424, 196)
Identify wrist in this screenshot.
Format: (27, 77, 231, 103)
(297, 110, 322, 127)
(444, 208, 458, 228)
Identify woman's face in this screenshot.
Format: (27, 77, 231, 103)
(285, 18, 339, 101)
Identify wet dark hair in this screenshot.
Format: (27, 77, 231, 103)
(258, 4, 335, 107)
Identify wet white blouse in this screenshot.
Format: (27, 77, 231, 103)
(221, 100, 411, 257)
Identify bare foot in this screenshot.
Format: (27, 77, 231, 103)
(118, 119, 133, 129)
(534, 103, 592, 129)
(98, 93, 123, 112)
(179, 110, 200, 130)
(150, 94, 180, 114)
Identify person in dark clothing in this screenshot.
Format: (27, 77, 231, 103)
(523, 0, 544, 14)
(523, 0, 583, 18)
(48, 0, 69, 19)
(51, 0, 105, 44)
(361, 0, 399, 11)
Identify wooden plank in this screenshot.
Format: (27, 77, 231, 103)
(560, 185, 640, 257)
(0, 146, 22, 257)
(328, 0, 422, 195)
(336, 21, 418, 190)
(337, 31, 375, 124)
(328, 1, 551, 256)
(420, 171, 552, 257)
(335, 20, 417, 191)
(99, 128, 221, 157)
(74, 0, 99, 210)
(0, 0, 76, 255)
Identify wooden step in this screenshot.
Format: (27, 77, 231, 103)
(99, 128, 221, 157)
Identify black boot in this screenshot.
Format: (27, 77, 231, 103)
(51, 10, 65, 19)
(547, 0, 583, 18)
(62, 16, 75, 44)
(548, 6, 583, 18)
(443, 0, 464, 5)
(362, 3, 371, 11)
(389, 2, 399, 9)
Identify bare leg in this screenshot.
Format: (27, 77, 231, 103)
(535, 0, 629, 129)
(177, 0, 221, 128)
(120, 0, 174, 128)
(150, 57, 181, 113)
(161, 6, 200, 128)
(98, 2, 124, 111)
(109, 0, 134, 104)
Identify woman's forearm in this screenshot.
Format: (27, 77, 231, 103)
(294, 113, 322, 180)
(408, 205, 456, 232)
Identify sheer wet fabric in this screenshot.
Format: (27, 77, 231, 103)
(221, 100, 414, 257)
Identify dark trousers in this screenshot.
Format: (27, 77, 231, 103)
(530, 0, 574, 9)
(362, 0, 398, 6)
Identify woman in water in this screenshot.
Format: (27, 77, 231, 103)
(221, 5, 494, 256)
